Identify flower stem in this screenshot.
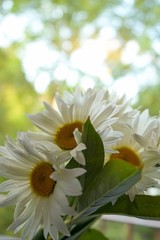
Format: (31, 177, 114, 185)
(32, 228, 46, 240)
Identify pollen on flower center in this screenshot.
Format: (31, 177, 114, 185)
(30, 162, 56, 197)
(55, 121, 83, 150)
(109, 146, 142, 167)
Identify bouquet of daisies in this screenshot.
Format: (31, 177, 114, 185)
(0, 87, 160, 240)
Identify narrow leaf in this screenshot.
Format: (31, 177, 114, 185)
(78, 159, 141, 215)
(78, 228, 109, 240)
(82, 118, 104, 187)
(93, 194, 160, 220)
(61, 216, 97, 240)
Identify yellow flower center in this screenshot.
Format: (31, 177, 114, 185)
(109, 146, 142, 167)
(55, 121, 83, 150)
(30, 162, 56, 197)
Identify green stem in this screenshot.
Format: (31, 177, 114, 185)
(32, 228, 46, 240)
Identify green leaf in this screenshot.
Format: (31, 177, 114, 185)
(61, 216, 98, 240)
(32, 228, 45, 240)
(78, 159, 141, 215)
(78, 228, 109, 240)
(93, 194, 160, 220)
(66, 158, 80, 169)
(82, 118, 104, 188)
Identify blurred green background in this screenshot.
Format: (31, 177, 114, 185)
(0, 0, 160, 239)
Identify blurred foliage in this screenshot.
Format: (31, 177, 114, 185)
(43, 80, 76, 103)
(0, 46, 40, 144)
(0, 206, 16, 237)
(133, 84, 160, 116)
(94, 219, 157, 240)
(0, 0, 160, 81)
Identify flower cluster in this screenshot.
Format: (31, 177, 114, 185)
(0, 87, 160, 240)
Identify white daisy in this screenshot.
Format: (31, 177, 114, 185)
(27, 87, 123, 164)
(144, 114, 160, 151)
(108, 91, 138, 131)
(106, 109, 160, 201)
(0, 133, 86, 240)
